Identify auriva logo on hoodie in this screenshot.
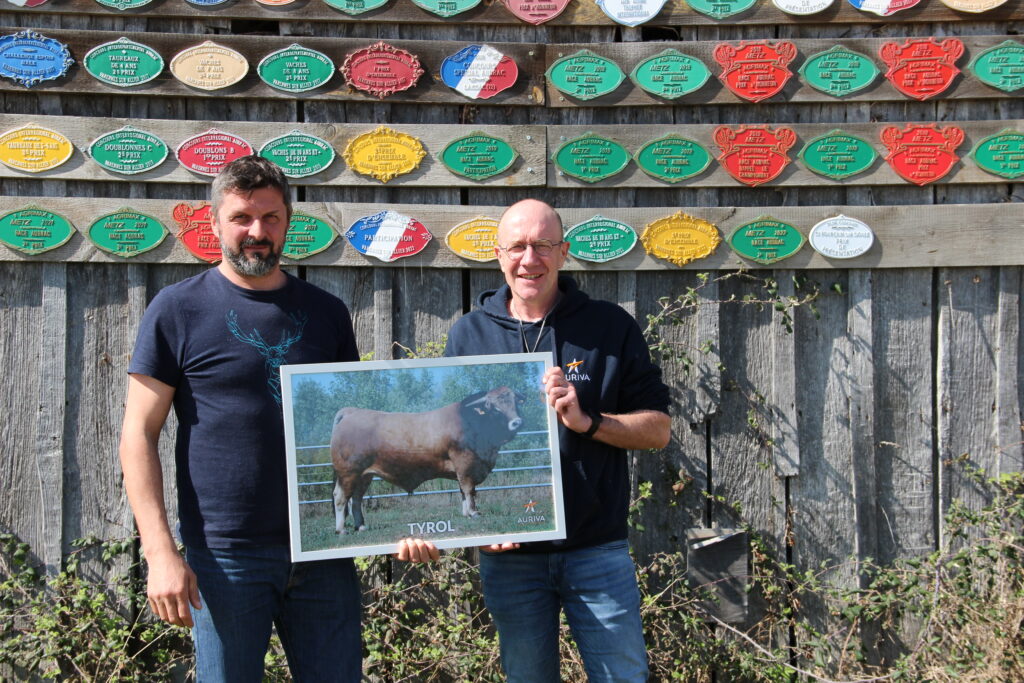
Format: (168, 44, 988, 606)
(565, 359, 591, 383)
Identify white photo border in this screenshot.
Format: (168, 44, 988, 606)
(281, 352, 565, 561)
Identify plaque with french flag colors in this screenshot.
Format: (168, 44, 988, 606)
(846, 0, 921, 15)
(345, 211, 433, 262)
(440, 45, 518, 100)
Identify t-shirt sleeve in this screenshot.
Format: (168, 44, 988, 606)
(617, 314, 671, 416)
(127, 289, 184, 388)
(334, 302, 360, 363)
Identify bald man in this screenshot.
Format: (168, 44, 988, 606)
(445, 199, 672, 682)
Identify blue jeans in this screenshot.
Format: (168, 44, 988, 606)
(479, 540, 648, 682)
(185, 545, 361, 683)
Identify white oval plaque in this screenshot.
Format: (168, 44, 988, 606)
(809, 214, 874, 259)
(772, 0, 835, 13)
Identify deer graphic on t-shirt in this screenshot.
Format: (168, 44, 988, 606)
(226, 309, 308, 404)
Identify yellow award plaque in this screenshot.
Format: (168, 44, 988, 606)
(0, 125, 73, 173)
(640, 211, 721, 267)
(445, 216, 499, 261)
(170, 41, 249, 91)
(342, 126, 426, 183)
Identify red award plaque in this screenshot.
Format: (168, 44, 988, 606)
(714, 125, 796, 186)
(341, 42, 424, 99)
(172, 202, 221, 262)
(881, 124, 964, 185)
(176, 129, 253, 177)
(714, 41, 797, 103)
(503, 0, 571, 24)
(879, 37, 964, 101)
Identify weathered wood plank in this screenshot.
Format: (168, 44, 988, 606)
(63, 264, 141, 582)
(771, 271, 799, 477)
(0, 113, 545, 187)
(938, 267, 1002, 543)
(710, 270, 788, 632)
(544, 36, 1021, 107)
(36, 262, 66, 576)
(304, 266, 377, 359)
(0, 262, 46, 562)
(0, 29, 545, 106)
(545, 121, 1021, 188)
(996, 267, 1023, 474)
(5, 0, 1021, 26)
(3, 198, 1024, 270)
(789, 269, 863, 674)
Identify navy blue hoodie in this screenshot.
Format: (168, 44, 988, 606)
(445, 275, 671, 551)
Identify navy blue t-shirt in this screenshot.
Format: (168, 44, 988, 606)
(128, 269, 358, 548)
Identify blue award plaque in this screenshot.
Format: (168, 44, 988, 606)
(0, 30, 74, 88)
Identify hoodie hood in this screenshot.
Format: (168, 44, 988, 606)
(476, 274, 590, 326)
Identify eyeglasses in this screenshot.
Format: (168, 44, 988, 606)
(498, 240, 564, 257)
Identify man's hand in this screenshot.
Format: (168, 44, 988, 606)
(395, 538, 441, 563)
(480, 541, 521, 553)
(145, 547, 201, 627)
(543, 366, 592, 434)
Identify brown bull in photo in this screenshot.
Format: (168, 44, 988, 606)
(329, 386, 526, 533)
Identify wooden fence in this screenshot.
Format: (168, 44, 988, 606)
(0, 0, 1021, 677)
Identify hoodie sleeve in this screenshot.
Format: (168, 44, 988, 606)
(616, 314, 671, 416)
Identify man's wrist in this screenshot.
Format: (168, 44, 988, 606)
(581, 410, 603, 438)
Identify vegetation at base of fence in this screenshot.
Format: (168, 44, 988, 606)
(1, 466, 1019, 681)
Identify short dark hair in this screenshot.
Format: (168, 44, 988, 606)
(211, 155, 291, 220)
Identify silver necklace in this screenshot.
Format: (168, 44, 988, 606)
(511, 299, 552, 353)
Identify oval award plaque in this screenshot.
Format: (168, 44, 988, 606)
(84, 37, 164, 88)
(343, 126, 426, 183)
(971, 129, 1024, 180)
(0, 30, 73, 88)
(176, 129, 254, 177)
(89, 126, 169, 175)
(635, 134, 712, 183)
(259, 130, 336, 178)
(445, 216, 499, 262)
(170, 41, 249, 91)
(552, 133, 631, 183)
(345, 210, 432, 262)
(629, 49, 711, 100)
(799, 45, 880, 98)
(640, 212, 720, 267)
(808, 214, 874, 259)
(547, 50, 626, 101)
(0, 206, 74, 255)
(440, 132, 518, 181)
(341, 42, 424, 99)
(565, 215, 638, 263)
(88, 208, 167, 258)
(258, 44, 335, 93)
(284, 212, 338, 260)
(799, 130, 878, 180)
(0, 124, 73, 173)
(728, 216, 805, 265)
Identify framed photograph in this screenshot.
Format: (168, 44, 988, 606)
(281, 353, 565, 561)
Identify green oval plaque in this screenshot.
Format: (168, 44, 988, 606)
(88, 208, 167, 258)
(971, 129, 1024, 179)
(285, 212, 338, 259)
(258, 44, 335, 94)
(547, 49, 626, 101)
(799, 130, 878, 180)
(259, 130, 337, 179)
(728, 216, 805, 265)
(410, 0, 482, 17)
(0, 206, 74, 255)
(686, 0, 757, 19)
(94, 0, 155, 9)
(969, 40, 1024, 93)
(629, 49, 711, 99)
(89, 126, 169, 176)
(635, 134, 712, 183)
(323, 0, 390, 15)
(440, 132, 518, 181)
(565, 215, 638, 263)
(799, 45, 880, 98)
(552, 133, 631, 183)
(83, 37, 164, 88)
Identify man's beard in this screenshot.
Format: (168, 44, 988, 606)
(222, 237, 281, 277)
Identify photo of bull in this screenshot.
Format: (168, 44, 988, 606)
(329, 386, 526, 534)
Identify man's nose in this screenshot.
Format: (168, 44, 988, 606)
(249, 219, 270, 240)
(520, 244, 543, 264)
